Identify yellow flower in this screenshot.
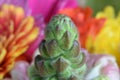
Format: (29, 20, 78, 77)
(0, 4, 39, 79)
(86, 6, 120, 66)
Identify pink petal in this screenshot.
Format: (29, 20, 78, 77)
(83, 49, 120, 80)
(28, 0, 78, 22)
(10, 61, 29, 80)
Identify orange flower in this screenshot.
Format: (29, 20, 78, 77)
(0, 4, 39, 79)
(59, 7, 105, 48)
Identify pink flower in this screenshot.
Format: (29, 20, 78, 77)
(4, 61, 29, 80)
(82, 49, 120, 80)
(28, 0, 78, 23)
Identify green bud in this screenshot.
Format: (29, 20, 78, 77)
(34, 14, 86, 80)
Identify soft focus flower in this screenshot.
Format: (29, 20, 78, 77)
(86, 6, 120, 66)
(11, 61, 29, 80)
(82, 49, 120, 80)
(28, 0, 78, 23)
(59, 7, 105, 48)
(10, 61, 29, 80)
(4, 61, 29, 80)
(0, 0, 45, 62)
(0, 4, 39, 79)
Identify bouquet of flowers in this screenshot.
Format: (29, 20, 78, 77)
(0, 0, 120, 80)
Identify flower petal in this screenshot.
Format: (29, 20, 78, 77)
(10, 61, 29, 80)
(28, 0, 78, 22)
(83, 49, 120, 80)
